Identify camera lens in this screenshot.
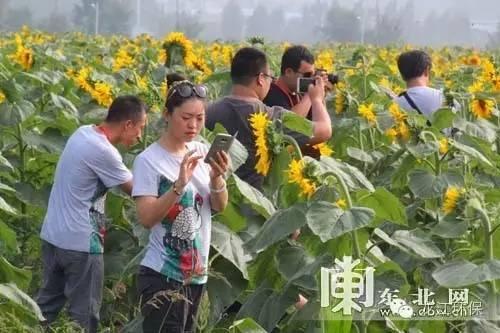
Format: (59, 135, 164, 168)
(327, 74, 339, 85)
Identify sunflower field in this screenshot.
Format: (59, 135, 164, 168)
(2, 27, 500, 333)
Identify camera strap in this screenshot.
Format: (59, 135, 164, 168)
(274, 80, 300, 108)
(399, 91, 432, 126)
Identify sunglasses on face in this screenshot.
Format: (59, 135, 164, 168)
(167, 81, 208, 100)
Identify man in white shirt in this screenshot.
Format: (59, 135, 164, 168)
(36, 95, 147, 332)
(395, 50, 444, 119)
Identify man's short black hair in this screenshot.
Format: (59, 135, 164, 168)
(280, 45, 315, 75)
(105, 95, 147, 123)
(230, 47, 268, 86)
(397, 50, 432, 81)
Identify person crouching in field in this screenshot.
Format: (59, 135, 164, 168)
(36, 96, 148, 332)
(132, 78, 229, 333)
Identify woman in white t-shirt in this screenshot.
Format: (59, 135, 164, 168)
(132, 79, 229, 332)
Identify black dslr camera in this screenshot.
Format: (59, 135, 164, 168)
(297, 69, 340, 93)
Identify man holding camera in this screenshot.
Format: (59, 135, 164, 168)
(263, 45, 334, 158)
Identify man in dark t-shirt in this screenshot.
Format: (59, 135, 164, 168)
(264, 45, 334, 158)
(206, 47, 332, 190)
(263, 45, 315, 120)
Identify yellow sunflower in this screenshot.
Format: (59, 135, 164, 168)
(358, 103, 376, 125)
(249, 112, 272, 176)
(91, 82, 113, 107)
(112, 47, 134, 72)
(287, 159, 317, 198)
(442, 186, 463, 215)
(439, 138, 449, 155)
(313, 143, 333, 157)
(470, 99, 494, 119)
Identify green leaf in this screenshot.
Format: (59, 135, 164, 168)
(432, 260, 500, 287)
(236, 282, 299, 331)
(211, 222, 251, 279)
(356, 188, 407, 226)
(263, 148, 292, 196)
(231, 175, 275, 219)
(408, 169, 463, 199)
(281, 109, 313, 137)
(23, 129, 66, 154)
(407, 142, 439, 158)
(0, 153, 14, 172)
(214, 201, 246, 232)
(208, 256, 248, 326)
(320, 157, 375, 192)
(0, 221, 18, 254)
(306, 202, 375, 242)
(276, 245, 332, 290)
(0, 100, 36, 126)
(347, 147, 374, 163)
(0, 196, 18, 215)
(0, 283, 44, 321)
(0, 257, 31, 290)
(50, 93, 79, 116)
(431, 108, 456, 131)
(430, 219, 468, 238)
(391, 154, 416, 189)
(453, 118, 497, 143)
(392, 230, 444, 259)
(450, 139, 493, 167)
(230, 318, 267, 333)
(245, 203, 308, 253)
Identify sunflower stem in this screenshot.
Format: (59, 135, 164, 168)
(322, 171, 361, 261)
(475, 206, 497, 319)
(282, 134, 303, 160)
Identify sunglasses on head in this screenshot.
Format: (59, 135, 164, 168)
(167, 81, 208, 100)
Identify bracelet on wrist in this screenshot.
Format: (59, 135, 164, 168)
(210, 179, 227, 193)
(172, 181, 184, 196)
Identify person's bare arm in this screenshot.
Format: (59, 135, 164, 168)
(308, 78, 332, 144)
(291, 94, 312, 117)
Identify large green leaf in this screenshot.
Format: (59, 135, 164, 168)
(356, 188, 407, 226)
(263, 148, 292, 196)
(431, 108, 456, 131)
(0, 100, 36, 126)
(231, 175, 275, 219)
(0, 257, 31, 290)
(244, 203, 308, 253)
(320, 157, 375, 192)
(229, 318, 267, 333)
(432, 260, 500, 287)
(23, 129, 66, 154)
(281, 111, 313, 137)
(0, 283, 45, 321)
(450, 139, 493, 167)
(0, 196, 18, 215)
(208, 256, 248, 326)
(0, 221, 18, 254)
(391, 154, 416, 189)
(392, 230, 444, 259)
(430, 219, 468, 238)
(211, 222, 251, 279)
(306, 202, 375, 242)
(0, 153, 14, 172)
(236, 282, 299, 331)
(347, 147, 374, 164)
(50, 93, 79, 117)
(407, 142, 439, 158)
(408, 169, 463, 199)
(214, 201, 246, 232)
(276, 245, 332, 290)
